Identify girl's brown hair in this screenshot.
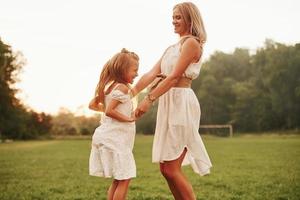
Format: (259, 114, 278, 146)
(94, 48, 139, 104)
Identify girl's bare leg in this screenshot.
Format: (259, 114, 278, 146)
(160, 148, 196, 200)
(113, 179, 131, 200)
(107, 179, 119, 200)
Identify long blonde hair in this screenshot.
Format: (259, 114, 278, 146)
(174, 2, 207, 45)
(94, 48, 139, 104)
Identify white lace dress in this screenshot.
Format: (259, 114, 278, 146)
(89, 88, 136, 180)
(152, 41, 213, 176)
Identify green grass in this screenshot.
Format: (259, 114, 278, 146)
(0, 135, 299, 200)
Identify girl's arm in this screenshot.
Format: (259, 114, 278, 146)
(105, 100, 135, 122)
(105, 84, 136, 122)
(131, 58, 162, 96)
(88, 97, 104, 112)
(135, 38, 201, 117)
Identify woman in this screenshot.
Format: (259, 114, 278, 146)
(132, 2, 212, 199)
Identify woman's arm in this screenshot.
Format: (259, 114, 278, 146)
(135, 38, 201, 117)
(131, 58, 162, 97)
(150, 38, 201, 97)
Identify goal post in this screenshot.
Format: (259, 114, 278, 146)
(199, 124, 233, 137)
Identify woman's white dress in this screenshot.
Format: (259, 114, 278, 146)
(89, 88, 136, 180)
(152, 41, 213, 176)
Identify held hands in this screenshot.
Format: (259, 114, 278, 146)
(134, 98, 152, 118)
(128, 112, 137, 122)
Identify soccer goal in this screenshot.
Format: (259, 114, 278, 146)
(199, 124, 233, 137)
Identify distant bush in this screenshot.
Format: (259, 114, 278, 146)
(50, 108, 100, 136)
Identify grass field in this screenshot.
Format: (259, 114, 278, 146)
(0, 134, 299, 200)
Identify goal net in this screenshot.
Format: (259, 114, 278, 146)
(199, 125, 233, 137)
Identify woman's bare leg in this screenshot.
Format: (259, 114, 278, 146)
(107, 179, 119, 200)
(160, 148, 196, 200)
(160, 163, 182, 200)
(113, 179, 131, 200)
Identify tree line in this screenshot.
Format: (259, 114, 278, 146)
(1, 38, 299, 139)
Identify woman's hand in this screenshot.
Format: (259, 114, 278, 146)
(135, 98, 152, 118)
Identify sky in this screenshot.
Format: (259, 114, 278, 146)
(1, 0, 299, 116)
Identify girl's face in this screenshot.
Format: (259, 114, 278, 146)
(125, 59, 139, 84)
(172, 8, 190, 36)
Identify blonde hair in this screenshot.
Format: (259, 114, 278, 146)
(94, 48, 139, 104)
(174, 2, 207, 45)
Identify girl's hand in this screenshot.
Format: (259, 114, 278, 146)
(88, 97, 104, 112)
(128, 112, 137, 122)
(135, 99, 151, 118)
(128, 117, 136, 122)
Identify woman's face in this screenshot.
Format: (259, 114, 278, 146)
(125, 59, 139, 84)
(172, 8, 190, 36)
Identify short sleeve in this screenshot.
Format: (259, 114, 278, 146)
(110, 90, 128, 103)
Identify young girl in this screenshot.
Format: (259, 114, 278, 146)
(89, 48, 139, 200)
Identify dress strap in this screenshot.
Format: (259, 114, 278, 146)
(111, 83, 130, 95)
(104, 82, 123, 95)
(178, 35, 204, 61)
(179, 35, 201, 45)
(111, 83, 121, 91)
(179, 35, 201, 52)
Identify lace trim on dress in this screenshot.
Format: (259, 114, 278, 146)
(110, 90, 129, 103)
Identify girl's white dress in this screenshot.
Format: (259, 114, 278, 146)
(153, 40, 213, 176)
(89, 87, 136, 180)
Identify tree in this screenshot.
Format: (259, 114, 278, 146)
(251, 40, 300, 129)
(192, 39, 300, 132)
(0, 38, 26, 138)
(193, 49, 252, 126)
(0, 38, 52, 139)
